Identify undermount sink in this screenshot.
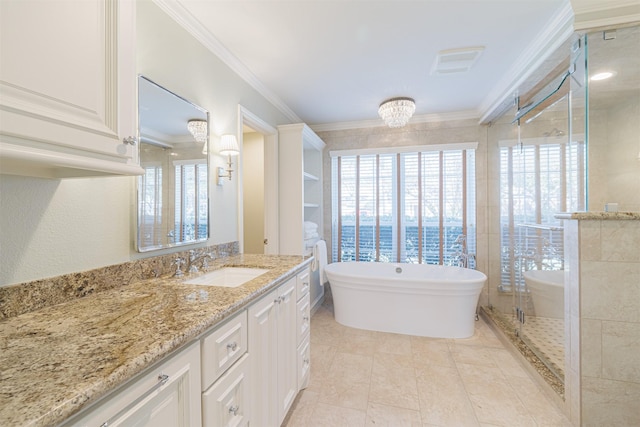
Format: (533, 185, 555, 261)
(182, 267, 269, 288)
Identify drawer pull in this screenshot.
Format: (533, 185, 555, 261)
(303, 315, 310, 322)
(122, 136, 137, 145)
(100, 374, 169, 426)
(304, 358, 310, 366)
(229, 404, 240, 416)
(227, 342, 238, 352)
(274, 296, 282, 304)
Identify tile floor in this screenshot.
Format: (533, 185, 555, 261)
(517, 315, 565, 378)
(283, 301, 572, 427)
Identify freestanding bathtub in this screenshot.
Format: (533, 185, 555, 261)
(324, 262, 487, 338)
(523, 269, 565, 319)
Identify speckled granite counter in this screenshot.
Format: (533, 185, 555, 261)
(555, 211, 640, 220)
(0, 254, 311, 427)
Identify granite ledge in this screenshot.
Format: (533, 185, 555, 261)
(555, 211, 640, 221)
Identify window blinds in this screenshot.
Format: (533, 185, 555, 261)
(331, 144, 476, 265)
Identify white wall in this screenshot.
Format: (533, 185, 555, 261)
(0, 1, 292, 287)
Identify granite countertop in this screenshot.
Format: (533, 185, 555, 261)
(0, 254, 311, 427)
(555, 211, 640, 220)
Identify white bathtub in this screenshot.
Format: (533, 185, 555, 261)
(523, 269, 565, 319)
(324, 262, 487, 338)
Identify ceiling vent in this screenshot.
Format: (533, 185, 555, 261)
(431, 46, 485, 75)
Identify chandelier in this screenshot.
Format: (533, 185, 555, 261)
(378, 97, 416, 128)
(187, 119, 208, 143)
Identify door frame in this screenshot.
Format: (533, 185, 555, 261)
(237, 105, 279, 254)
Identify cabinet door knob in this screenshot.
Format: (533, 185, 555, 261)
(229, 405, 240, 416)
(122, 136, 137, 145)
(227, 342, 238, 351)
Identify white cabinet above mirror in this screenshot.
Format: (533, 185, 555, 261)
(136, 76, 210, 252)
(0, 0, 144, 178)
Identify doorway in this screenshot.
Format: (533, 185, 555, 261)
(238, 106, 279, 255)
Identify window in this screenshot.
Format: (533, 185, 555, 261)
(139, 164, 163, 247)
(331, 143, 476, 265)
(499, 139, 585, 290)
(173, 160, 208, 242)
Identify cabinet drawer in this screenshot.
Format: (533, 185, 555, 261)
(296, 269, 310, 301)
(201, 310, 247, 390)
(202, 353, 250, 427)
(64, 341, 201, 427)
(296, 294, 311, 344)
(297, 338, 311, 391)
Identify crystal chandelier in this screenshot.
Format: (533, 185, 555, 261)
(187, 119, 208, 143)
(378, 97, 416, 128)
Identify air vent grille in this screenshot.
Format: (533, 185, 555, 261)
(431, 47, 484, 75)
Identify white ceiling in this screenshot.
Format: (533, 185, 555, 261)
(170, 0, 571, 127)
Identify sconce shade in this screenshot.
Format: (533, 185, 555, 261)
(378, 97, 416, 128)
(187, 119, 208, 143)
(220, 134, 240, 156)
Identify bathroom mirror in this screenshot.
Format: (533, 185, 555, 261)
(136, 76, 209, 252)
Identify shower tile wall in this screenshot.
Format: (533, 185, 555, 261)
(563, 216, 640, 426)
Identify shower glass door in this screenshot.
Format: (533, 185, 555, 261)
(501, 64, 586, 382)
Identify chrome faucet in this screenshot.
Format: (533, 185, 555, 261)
(173, 257, 186, 277)
(451, 234, 475, 268)
(187, 249, 213, 273)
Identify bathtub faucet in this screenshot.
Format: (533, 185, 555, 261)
(452, 234, 475, 269)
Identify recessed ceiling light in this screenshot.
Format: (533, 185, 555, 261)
(590, 71, 615, 81)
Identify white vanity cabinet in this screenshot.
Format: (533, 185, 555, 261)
(64, 341, 202, 427)
(0, 0, 144, 178)
(201, 310, 251, 427)
(296, 268, 312, 390)
(248, 276, 298, 426)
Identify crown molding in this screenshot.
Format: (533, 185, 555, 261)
(478, 1, 575, 123)
(152, 0, 301, 123)
(310, 110, 480, 133)
(571, 0, 640, 30)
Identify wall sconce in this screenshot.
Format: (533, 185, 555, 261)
(217, 134, 239, 185)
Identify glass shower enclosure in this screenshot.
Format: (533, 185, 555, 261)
(486, 23, 639, 392)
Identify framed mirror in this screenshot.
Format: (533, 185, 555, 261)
(136, 76, 209, 252)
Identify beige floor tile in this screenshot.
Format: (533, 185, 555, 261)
(410, 337, 456, 368)
(449, 342, 498, 367)
(318, 378, 370, 411)
(337, 331, 378, 356)
(460, 370, 537, 426)
(308, 403, 366, 427)
(310, 343, 337, 374)
(310, 324, 345, 346)
(456, 363, 507, 389)
(286, 302, 570, 427)
(415, 364, 479, 426)
(328, 352, 373, 384)
(508, 374, 572, 426)
(488, 348, 530, 379)
(375, 331, 413, 355)
(283, 390, 320, 427)
(364, 402, 422, 426)
(368, 353, 420, 410)
(306, 343, 337, 393)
